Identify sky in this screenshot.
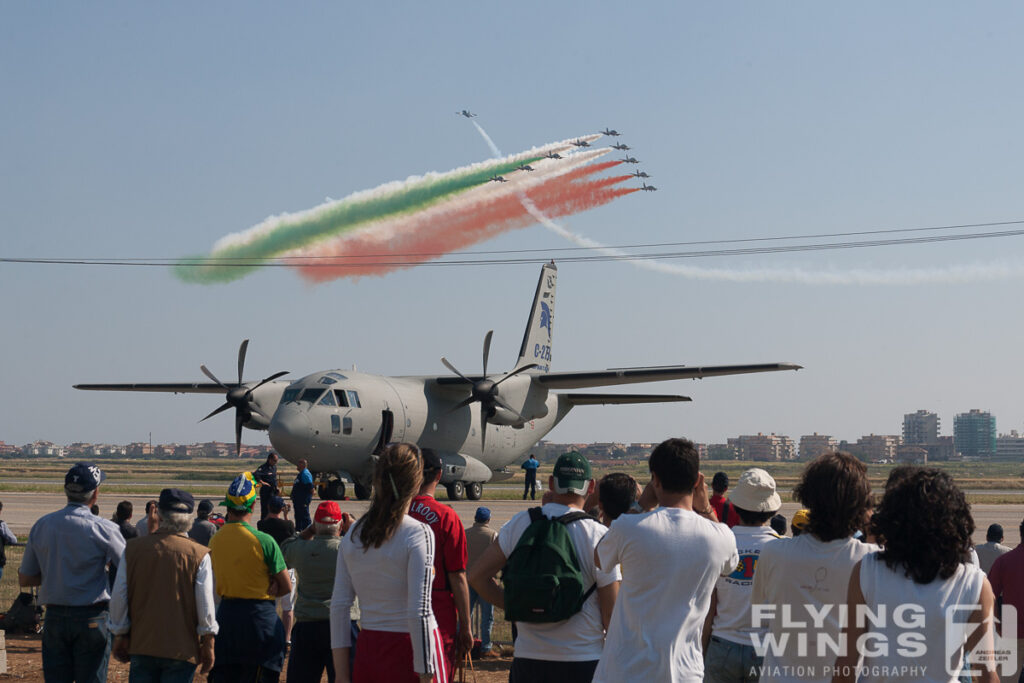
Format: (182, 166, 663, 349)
(3, 3, 1024, 449)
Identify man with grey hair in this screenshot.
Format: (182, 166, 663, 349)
(109, 488, 218, 680)
(283, 500, 355, 682)
(19, 462, 126, 682)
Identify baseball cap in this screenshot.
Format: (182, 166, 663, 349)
(475, 506, 491, 523)
(220, 472, 258, 511)
(421, 447, 443, 473)
(159, 488, 195, 513)
(268, 496, 286, 513)
(552, 451, 592, 495)
(792, 508, 811, 530)
(728, 468, 782, 513)
(65, 463, 106, 493)
(197, 499, 214, 515)
(315, 501, 342, 524)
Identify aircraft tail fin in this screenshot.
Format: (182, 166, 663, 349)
(516, 262, 557, 372)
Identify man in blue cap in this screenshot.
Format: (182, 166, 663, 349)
(466, 506, 499, 658)
(19, 462, 126, 683)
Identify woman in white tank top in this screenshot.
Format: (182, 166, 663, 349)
(833, 468, 998, 683)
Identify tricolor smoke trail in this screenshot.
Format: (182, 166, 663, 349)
(174, 134, 623, 284)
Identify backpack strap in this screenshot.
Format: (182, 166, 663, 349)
(556, 510, 599, 603)
(720, 501, 731, 524)
(527, 507, 545, 524)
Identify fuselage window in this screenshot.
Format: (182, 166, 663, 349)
(282, 388, 300, 403)
(347, 390, 361, 408)
(319, 376, 337, 385)
(318, 390, 337, 406)
(300, 388, 325, 403)
(343, 416, 353, 435)
(327, 372, 347, 381)
(333, 390, 349, 407)
(331, 415, 341, 434)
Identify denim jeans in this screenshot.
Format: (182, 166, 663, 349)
(129, 655, 197, 683)
(469, 587, 494, 651)
(704, 635, 763, 683)
(41, 604, 112, 683)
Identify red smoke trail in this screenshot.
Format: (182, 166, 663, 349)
(291, 166, 634, 282)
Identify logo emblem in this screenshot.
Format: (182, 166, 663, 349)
(539, 302, 551, 332)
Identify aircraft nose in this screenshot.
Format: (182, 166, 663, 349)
(269, 406, 313, 459)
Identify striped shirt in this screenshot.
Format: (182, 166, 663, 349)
(330, 515, 438, 676)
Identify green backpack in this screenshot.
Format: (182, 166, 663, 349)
(502, 507, 597, 623)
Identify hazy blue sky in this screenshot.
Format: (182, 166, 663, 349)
(4, 3, 1024, 448)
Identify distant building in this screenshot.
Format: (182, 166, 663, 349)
(954, 409, 997, 459)
(853, 434, 900, 462)
(727, 433, 796, 461)
(798, 433, 837, 461)
(897, 445, 928, 464)
(903, 410, 940, 445)
(997, 431, 1024, 460)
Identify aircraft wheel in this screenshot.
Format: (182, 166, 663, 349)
(466, 482, 483, 500)
(446, 481, 466, 501)
(319, 479, 345, 500)
(354, 481, 372, 500)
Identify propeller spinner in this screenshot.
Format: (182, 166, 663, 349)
(441, 330, 536, 450)
(199, 339, 288, 456)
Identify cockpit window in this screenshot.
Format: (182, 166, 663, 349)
(281, 388, 300, 403)
(318, 390, 337, 406)
(347, 390, 361, 408)
(327, 372, 347, 381)
(319, 376, 337, 385)
(333, 390, 349, 407)
(299, 388, 325, 403)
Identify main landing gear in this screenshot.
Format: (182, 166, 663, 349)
(445, 481, 483, 501)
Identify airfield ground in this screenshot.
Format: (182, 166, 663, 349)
(2, 457, 1023, 680)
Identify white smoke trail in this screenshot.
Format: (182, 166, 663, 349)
(469, 122, 1024, 285)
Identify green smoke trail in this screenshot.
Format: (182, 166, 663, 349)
(175, 154, 544, 283)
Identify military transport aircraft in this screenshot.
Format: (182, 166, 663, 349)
(457, 110, 477, 118)
(75, 263, 800, 502)
(600, 128, 621, 136)
(611, 143, 631, 151)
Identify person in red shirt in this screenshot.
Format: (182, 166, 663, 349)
(709, 471, 741, 528)
(408, 448, 473, 673)
(988, 517, 1024, 683)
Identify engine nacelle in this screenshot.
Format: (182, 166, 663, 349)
(487, 406, 526, 426)
(245, 408, 271, 431)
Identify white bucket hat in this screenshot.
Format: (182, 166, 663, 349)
(728, 468, 782, 513)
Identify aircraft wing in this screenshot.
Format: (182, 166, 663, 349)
(561, 393, 691, 405)
(536, 362, 802, 390)
(73, 383, 226, 394)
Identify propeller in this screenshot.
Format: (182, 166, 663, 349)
(199, 339, 289, 456)
(441, 330, 537, 450)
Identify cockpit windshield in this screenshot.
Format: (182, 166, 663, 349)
(281, 388, 300, 403)
(299, 388, 325, 403)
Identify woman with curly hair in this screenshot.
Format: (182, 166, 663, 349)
(832, 468, 998, 683)
(330, 443, 447, 683)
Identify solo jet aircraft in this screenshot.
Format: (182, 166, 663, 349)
(457, 110, 477, 118)
(75, 263, 800, 502)
(600, 128, 621, 136)
(611, 143, 631, 151)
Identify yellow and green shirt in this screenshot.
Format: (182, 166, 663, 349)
(209, 520, 286, 600)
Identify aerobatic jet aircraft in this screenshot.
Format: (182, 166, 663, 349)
(611, 143, 631, 151)
(640, 182, 657, 191)
(489, 175, 508, 183)
(631, 170, 651, 179)
(601, 128, 621, 136)
(570, 139, 591, 147)
(620, 156, 640, 164)
(457, 110, 477, 118)
(75, 263, 800, 501)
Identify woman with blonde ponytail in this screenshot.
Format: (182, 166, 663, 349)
(330, 443, 447, 683)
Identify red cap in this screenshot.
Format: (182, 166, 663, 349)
(315, 501, 342, 524)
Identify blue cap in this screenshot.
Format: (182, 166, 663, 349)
(159, 488, 195, 513)
(65, 463, 106, 493)
(269, 496, 286, 513)
(475, 506, 491, 523)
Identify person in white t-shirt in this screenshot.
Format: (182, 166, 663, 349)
(469, 451, 621, 683)
(832, 468, 999, 683)
(750, 452, 878, 683)
(592, 438, 739, 683)
(702, 468, 783, 683)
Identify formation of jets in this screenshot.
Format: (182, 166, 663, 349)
(599, 126, 654, 191)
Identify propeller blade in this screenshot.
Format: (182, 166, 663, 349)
(250, 370, 289, 392)
(441, 358, 474, 384)
(480, 411, 487, 451)
(447, 396, 476, 414)
(493, 363, 539, 387)
(200, 365, 229, 390)
(237, 339, 249, 386)
(235, 413, 244, 457)
(492, 395, 529, 424)
(482, 330, 493, 378)
(200, 402, 232, 423)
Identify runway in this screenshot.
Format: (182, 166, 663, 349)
(1, 492, 1021, 547)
